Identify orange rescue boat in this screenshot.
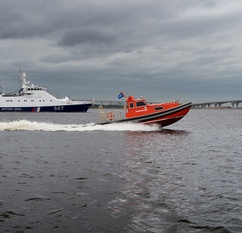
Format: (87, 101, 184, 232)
(98, 92, 192, 128)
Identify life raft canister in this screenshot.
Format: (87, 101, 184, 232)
(107, 112, 114, 121)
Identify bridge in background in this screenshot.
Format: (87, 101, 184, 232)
(92, 99, 242, 109)
(192, 100, 242, 108)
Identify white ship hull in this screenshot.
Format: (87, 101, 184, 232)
(0, 71, 93, 112)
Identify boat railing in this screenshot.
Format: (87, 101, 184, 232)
(98, 105, 122, 122)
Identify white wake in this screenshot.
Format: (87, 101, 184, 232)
(0, 120, 161, 132)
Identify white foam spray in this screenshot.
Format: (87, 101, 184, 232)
(0, 120, 161, 132)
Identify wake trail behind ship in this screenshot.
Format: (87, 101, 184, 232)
(0, 120, 161, 132)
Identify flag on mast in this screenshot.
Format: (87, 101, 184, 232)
(118, 92, 124, 99)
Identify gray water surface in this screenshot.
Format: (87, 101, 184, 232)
(0, 109, 242, 232)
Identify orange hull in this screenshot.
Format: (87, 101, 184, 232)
(99, 102, 192, 128)
(98, 92, 191, 127)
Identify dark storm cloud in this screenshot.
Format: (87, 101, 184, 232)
(0, 1, 230, 48)
(0, 1, 53, 39)
(0, 0, 242, 102)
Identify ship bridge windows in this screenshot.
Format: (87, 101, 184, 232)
(28, 88, 42, 91)
(136, 101, 146, 107)
(129, 102, 134, 108)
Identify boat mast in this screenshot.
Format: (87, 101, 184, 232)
(18, 68, 22, 90)
(18, 68, 30, 93)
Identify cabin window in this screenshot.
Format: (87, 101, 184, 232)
(31, 100, 34, 102)
(39, 100, 41, 102)
(154, 107, 163, 111)
(24, 100, 27, 102)
(136, 101, 146, 107)
(129, 103, 134, 108)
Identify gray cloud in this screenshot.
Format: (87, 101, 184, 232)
(58, 29, 116, 46)
(0, 0, 242, 102)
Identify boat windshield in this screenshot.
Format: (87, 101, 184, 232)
(136, 101, 146, 107)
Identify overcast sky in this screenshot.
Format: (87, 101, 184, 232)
(0, 0, 242, 103)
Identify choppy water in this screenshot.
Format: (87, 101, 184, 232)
(0, 109, 242, 233)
